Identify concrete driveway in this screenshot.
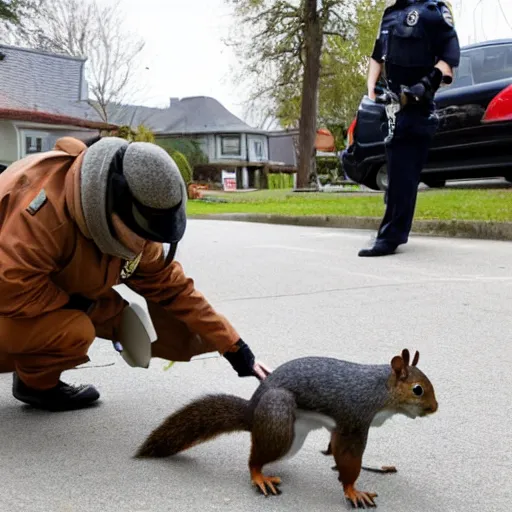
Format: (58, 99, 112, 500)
(1, 221, 511, 512)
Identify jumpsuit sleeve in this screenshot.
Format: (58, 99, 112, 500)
(126, 242, 240, 354)
(0, 207, 71, 318)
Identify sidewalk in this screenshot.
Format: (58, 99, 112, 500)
(189, 213, 512, 241)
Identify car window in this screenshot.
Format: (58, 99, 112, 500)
(449, 55, 473, 89)
(448, 43, 512, 89)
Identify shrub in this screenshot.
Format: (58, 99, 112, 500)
(268, 173, 294, 189)
(157, 138, 208, 169)
(169, 150, 193, 185)
(115, 124, 155, 143)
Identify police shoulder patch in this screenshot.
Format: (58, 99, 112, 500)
(406, 9, 419, 26)
(26, 189, 47, 215)
(440, 4, 454, 27)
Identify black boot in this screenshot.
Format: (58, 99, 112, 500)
(358, 240, 398, 257)
(12, 373, 100, 412)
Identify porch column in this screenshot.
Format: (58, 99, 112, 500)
(242, 166, 249, 189)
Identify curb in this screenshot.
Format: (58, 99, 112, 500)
(189, 214, 512, 241)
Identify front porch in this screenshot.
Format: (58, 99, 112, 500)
(193, 161, 297, 190)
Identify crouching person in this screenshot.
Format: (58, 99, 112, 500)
(0, 136, 269, 412)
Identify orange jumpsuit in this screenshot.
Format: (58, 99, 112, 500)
(0, 138, 240, 389)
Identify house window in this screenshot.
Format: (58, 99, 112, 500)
(22, 130, 51, 157)
(253, 140, 263, 159)
(26, 136, 43, 155)
(221, 136, 241, 156)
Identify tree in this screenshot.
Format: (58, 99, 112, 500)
(0, 0, 145, 122)
(0, 0, 21, 21)
(0, 0, 42, 28)
(226, 0, 352, 189)
(318, 0, 385, 140)
(115, 125, 156, 143)
(0, 1, 15, 20)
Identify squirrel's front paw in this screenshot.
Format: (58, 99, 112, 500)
(344, 484, 377, 508)
(250, 469, 282, 496)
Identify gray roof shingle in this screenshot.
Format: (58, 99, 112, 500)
(108, 96, 265, 135)
(0, 44, 104, 123)
(0, 45, 265, 134)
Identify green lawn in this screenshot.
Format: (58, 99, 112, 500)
(187, 188, 512, 222)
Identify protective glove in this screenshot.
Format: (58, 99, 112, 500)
(401, 67, 444, 106)
(223, 339, 256, 377)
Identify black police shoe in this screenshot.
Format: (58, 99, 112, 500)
(12, 373, 100, 412)
(358, 240, 398, 257)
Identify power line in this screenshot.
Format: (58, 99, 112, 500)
(496, 0, 512, 31)
(473, 0, 486, 42)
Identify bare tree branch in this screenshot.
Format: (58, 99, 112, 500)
(0, 0, 145, 122)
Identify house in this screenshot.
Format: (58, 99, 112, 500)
(267, 128, 299, 167)
(0, 44, 116, 169)
(108, 97, 297, 189)
(0, 43, 300, 188)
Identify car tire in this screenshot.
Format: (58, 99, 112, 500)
(375, 164, 388, 191)
(422, 179, 446, 188)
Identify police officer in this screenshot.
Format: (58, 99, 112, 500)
(358, 0, 460, 257)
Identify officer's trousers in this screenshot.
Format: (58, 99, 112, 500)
(377, 108, 438, 246)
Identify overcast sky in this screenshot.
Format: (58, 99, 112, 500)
(115, 0, 512, 123)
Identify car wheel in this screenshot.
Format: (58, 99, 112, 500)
(422, 179, 446, 188)
(375, 164, 388, 191)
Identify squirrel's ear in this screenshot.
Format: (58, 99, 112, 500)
(391, 355, 408, 381)
(401, 349, 410, 367)
(412, 350, 420, 366)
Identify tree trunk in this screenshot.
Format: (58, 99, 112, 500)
(297, 0, 323, 189)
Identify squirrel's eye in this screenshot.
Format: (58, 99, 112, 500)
(412, 385, 424, 397)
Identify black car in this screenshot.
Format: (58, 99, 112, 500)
(342, 39, 512, 190)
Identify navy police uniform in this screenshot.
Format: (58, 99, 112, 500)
(359, 0, 460, 257)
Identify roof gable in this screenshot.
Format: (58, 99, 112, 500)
(108, 96, 265, 135)
(0, 44, 105, 126)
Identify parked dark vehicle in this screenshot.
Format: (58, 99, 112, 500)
(342, 39, 512, 190)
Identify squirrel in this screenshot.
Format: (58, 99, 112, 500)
(135, 349, 438, 508)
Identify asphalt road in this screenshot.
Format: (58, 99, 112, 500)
(1, 221, 511, 512)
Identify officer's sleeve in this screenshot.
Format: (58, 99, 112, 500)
(435, 3, 461, 68)
(371, 29, 384, 63)
(437, 32, 460, 68)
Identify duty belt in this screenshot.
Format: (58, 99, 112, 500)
(375, 89, 401, 143)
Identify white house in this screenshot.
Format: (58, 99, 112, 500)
(108, 97, 297, 189)
(0, 44, 116, 169)
(0, 44, 297, 189)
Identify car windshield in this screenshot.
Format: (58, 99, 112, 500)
(448, 42, 512, 89)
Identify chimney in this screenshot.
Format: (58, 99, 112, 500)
(169, 97, 179, 107)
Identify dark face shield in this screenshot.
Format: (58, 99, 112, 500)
(129, 198, 187, 244)
(106, 146, 187, 245)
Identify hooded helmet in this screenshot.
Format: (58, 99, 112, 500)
(80, 137, 187, 260)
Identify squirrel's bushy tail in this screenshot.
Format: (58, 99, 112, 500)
(135, 394, 251, 458)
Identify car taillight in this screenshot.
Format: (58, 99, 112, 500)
(482, 84, 512, 123)
(347, 118, 356, 146)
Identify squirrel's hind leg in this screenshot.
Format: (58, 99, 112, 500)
(331, 431, 378, 508)
(249, 388, 296, 497)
